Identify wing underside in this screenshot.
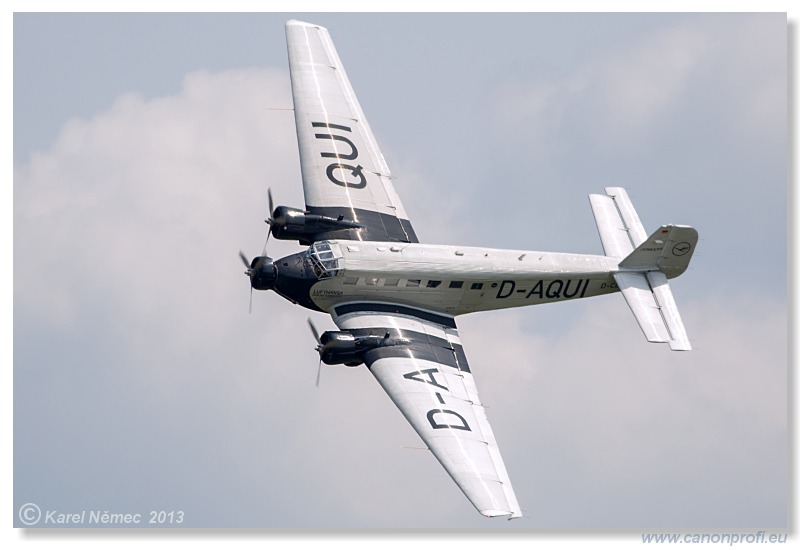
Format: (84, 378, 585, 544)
(331, 303, 521, 518)
(286, 20, 417, 243)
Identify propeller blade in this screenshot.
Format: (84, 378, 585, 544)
(307, 318, 324, 387)
(307, 317, 322, 344)
(261, 228, 271, 257)
(239, 251, 254, 313)
(268, 188, 274, 219)
(239, 250, 251, 269)
(262, 188, 275, 255)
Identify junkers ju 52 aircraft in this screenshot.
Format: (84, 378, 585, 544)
(239, 20, 698, 519)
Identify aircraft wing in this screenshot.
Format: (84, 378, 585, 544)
(331, 304, 522, 518)
(286, 20, 418, 243)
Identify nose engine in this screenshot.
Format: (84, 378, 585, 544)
(239, 252, 277, 291)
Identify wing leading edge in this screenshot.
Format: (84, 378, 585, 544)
(286, 20, 418, 243)
(331, 303, 522, 518)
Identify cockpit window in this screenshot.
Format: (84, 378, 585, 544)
(307, 241, 343, 279)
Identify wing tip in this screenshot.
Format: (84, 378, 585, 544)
(286, 19, 323, 30)
(669, 340, 692, 351)
(480, 509, 523, 519)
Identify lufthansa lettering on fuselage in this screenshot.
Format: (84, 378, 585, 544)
(312, 289, 344, 297)
(312, 121, 367, 189)
(496, 278, 590, 300)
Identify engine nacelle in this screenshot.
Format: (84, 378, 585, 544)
(251, 256, 277, 290)
(317, 330, 408, 366)
(270, 206, 363, 244)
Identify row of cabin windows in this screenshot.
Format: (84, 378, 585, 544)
(341, 276, 484, 290)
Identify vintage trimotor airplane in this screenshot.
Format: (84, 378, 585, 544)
(239, 20, 698, 519)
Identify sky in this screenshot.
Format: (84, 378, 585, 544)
(10, 8, 791, 535)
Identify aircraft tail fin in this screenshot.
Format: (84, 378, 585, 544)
(589, 187, 696, 351)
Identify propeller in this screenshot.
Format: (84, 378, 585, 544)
(239, 250, 253, 274)
(239, 250, 255, 313)
(262, 188, 275, 254)
(239, 190, 281, 313)
(267, 188, 275, 224)
(239, 249, 277, 313)
(307, 317, 324, 387)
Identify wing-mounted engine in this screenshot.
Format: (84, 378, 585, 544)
(307, 320, 409, 366)
(318, 331, 411, 366)
(269, 204, 363, 245)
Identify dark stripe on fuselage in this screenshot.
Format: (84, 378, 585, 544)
(306, 205, 418, 243)
(350, 328, 471, 374)
(333, 303, 457, 329)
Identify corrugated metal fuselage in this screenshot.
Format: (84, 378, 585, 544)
(273, 240, 623, 316)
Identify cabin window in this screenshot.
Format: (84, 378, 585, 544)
(470, 282, 483, 290)
(449, 281, 464, 289)
(427, 280, 442, 288)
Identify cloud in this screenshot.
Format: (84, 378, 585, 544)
(14, 66, 327, 526)
(488, 16, 785, 154)
(16, 66, 299, 328)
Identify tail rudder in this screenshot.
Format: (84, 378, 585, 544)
(618, 224, 698, 278)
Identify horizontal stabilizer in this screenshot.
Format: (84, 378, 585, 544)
(590, 187, 695, 352)
(589, 187, 648, 258)
(614, 272, 691, 351)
